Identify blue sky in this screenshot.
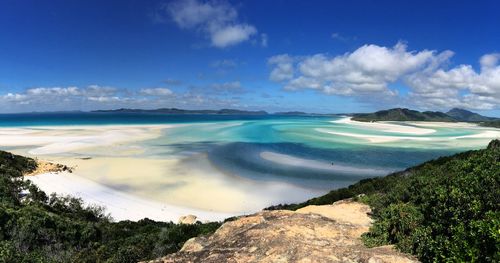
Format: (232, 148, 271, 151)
(0, 0, 499, 115)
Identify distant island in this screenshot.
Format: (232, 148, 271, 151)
(92, 108, 340, 117)
(351, 107, 499, 127)
(91, 107, 500, 128)
(92, 108, 269, 115)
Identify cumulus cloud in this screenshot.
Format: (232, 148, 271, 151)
(406, 53, 500, 110)
(166, 0, 257, 48)
(268, 43, 500, 110)
(268, 54, 294, 82)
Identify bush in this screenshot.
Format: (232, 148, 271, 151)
(269, 140, 500, 262)
(0, 150, 221, 262)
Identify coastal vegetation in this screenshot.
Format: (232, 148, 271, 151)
(481, 120, 500, 128)
(0, 151, 221, 263)
(267, 139, 500, 262)
(1, 140, 499, 262)
(352, 108, 456, 122)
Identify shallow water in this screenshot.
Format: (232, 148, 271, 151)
(0, 113, 498, 213)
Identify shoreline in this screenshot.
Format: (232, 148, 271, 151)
(27, 171, 236, 222)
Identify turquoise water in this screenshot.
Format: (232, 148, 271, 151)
(0, 112, 495, 191)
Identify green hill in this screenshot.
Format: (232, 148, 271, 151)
(352, 108, 456, 122)
(0, 151, 220, 263)
(267, 140, 500, 262)
(446, 108, 496, 122)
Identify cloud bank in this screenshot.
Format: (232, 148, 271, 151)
(0, 84, 242, 113)
(268, 43, 500, 110)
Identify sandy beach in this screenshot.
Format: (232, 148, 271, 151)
(4, 124, 325, 221)
(26, 171, 235, 222)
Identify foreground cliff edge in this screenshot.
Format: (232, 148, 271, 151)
(149, 200, 417, 262)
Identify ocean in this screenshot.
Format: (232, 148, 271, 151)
(0, 112, 497, 213)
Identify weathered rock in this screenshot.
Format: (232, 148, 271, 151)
(178, 214, 197, 225)
(148, 200, 418, 263)
(25, 160, 72, 176)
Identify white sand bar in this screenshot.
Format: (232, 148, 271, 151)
(27, 172, 235, 222)
(316, 128, 432, 143)
(260, 151, 392, 175)
(333, 117, 436, 135)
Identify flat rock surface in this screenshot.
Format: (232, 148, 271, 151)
(148, 200, 418, 263)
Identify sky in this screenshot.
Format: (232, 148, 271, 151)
(0, 0, 499, 115)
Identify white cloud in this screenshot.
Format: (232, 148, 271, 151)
(87, 96, 124, 103)
(269, 43, 500, 111)
(140, 88, 174, 96)
(26, 86, 81, 96)
(210, 24, 257, 48)
(270, 42, 437, 96)
(2, 92, 27, 101)
(0, 85, 129, 111)
(268, 54, 294, 82)
(0, 83, 246, 112)
(406, 53, 500, 110)
(166, 0, 257, 48)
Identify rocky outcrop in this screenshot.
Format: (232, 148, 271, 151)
(178, 215, 197, 225)
(149, 200, 418, 263)
(25, 160, 72, 176)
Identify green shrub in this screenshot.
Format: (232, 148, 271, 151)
(0, 150, 221, 262)
(270, 139, 500, 262)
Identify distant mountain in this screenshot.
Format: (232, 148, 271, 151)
(352, 108, 456, 122)
(446, 108, 496, 122)
(273, 111, 335, 116)
(92, 108, 268, 115)
(274, 111, 308, 115)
